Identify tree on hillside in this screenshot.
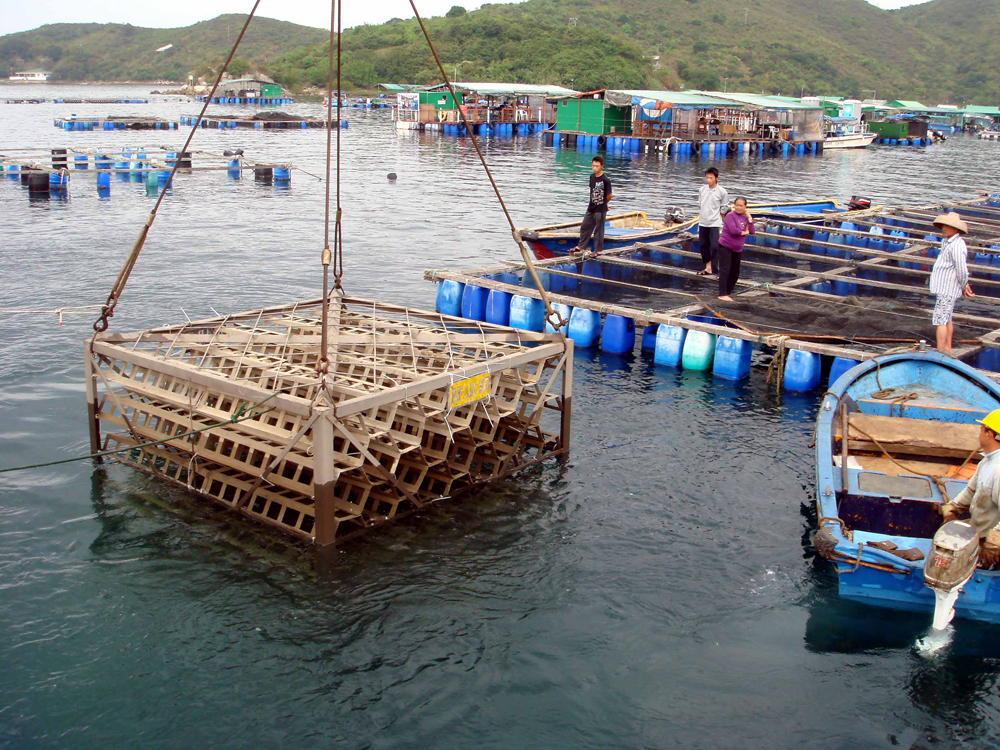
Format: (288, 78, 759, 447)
(446, 6, 467, 17)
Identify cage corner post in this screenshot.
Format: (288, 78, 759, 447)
(312, 404, 338, 546)
(84, 340, 102, 461)
(560, 338, 573, 454)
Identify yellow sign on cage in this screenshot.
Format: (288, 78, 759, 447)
(448, 372, 491, 410)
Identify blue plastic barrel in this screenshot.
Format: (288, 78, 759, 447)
(783, 350, 821, 391)
(601, 315, 635, 353)
(780, 225, 798, 249)
(832, 280, 857, 296)
(460, 285, 490, 321)
(811, 230, 829, 255)
(96, 172, 111, 189)
(48, 172, 67, 188)
(700, 143, 709, 158)
(829, 357, 860, 386)
(641, 325, 659, 351)
(228, 159, 241, 179)
(567, 308, 601, 347)
(545, 303, 573, 333)
(435, 280, 465, 316)
(868, 226, 886, 251)
(73, 155, 88, 169)
(95, 154, 111, 170)
(5, 165, 19, 179)
(521, 270, 550, 291)
(653, 325, 687, 367)
(713, 336, 752, 380)
(274, 167, 290, 182)
(485, 290, 512, 325)
(510, 295, 545, 332)
(888, 230, 907, 252)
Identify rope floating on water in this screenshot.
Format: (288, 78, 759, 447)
(0, 392, 282, 475)
(0, 305, 105, 325)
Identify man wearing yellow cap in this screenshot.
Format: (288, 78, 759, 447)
(941, 409, 1000, 568)
(929, 211, 974, 355)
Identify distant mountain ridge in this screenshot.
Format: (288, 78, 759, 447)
(0, 15, 326, 83)
(0, 1, 997, 104)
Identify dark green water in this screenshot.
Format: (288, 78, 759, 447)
(2, 85, 1000, 749)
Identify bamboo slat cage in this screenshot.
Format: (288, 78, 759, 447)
(85, 294, 572, 545)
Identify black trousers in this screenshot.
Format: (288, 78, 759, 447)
(579, 209, 607, 253)
(717, 246, 742, 296)
(699, 226, 720, 272)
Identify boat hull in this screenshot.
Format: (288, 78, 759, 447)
(814, 352, 1000, 625)
(521, 200, 850, 260)
(823, 132, 877, 149)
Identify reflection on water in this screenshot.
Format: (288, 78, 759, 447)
(1, 85, 1000, 748)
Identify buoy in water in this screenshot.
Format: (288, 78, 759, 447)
(387, 172, 397, 181)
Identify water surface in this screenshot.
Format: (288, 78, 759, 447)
(2, 84, 1000, 748)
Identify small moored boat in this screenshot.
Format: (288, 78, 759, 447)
(822, 116, 877, 149)
(814, 352, 1000, 628)
(518, 200, 874, 259)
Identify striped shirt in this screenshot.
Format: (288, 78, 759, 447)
(929, 234, 969, 298)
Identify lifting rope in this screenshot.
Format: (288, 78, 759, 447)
(318, 0, 344, 378)
(92, 0, 264, 334)
(407, 0, 566, 332)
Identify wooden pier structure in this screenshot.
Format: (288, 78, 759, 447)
(426, 196, 1000, 384)
(86, 296, 572, 544)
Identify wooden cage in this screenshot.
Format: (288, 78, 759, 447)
(85, 294, 572, 545)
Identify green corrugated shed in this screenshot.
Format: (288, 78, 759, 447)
(555, 98, 631, 135)
(419, 91, 461, 109)
(260, 84, 282, 98)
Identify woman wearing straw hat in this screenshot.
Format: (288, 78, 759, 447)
(929, 211, 974, 354)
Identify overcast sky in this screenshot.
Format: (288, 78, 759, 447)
(0, 0, 927, 37)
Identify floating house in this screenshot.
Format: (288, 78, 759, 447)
(966, 105, 1000, 129)
(689, 91, 824, 143)
(393, 82, 578, 131)
(552, 89, 824, 152)
(217, 77, 283, 98)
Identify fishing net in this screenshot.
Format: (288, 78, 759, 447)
(700, 295, 993, 344)
(251, 111, 299, 121)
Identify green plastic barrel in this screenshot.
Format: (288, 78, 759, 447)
(681, 331, 717, 370)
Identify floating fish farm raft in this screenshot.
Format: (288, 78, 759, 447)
(194, 95, 293, 105)
(1, 147, 296, 194)
(3, 98, 149, 104)
(53, 116, 178, 131)
(181, 114, 349, 130)
(85, 295, 572, 544)
(427, 196, 1000, 389)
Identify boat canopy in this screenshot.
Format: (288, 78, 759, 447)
(689, 91, 823, 111)
(605, 90, 736, 110)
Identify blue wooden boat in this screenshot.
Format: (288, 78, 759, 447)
(814, 352, 1000, 627)
(518, 200, 869, 259)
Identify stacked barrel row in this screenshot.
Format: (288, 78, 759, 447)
(547, 131, 822, 158)
(194, 96, 292, 105)
(434, 277, 853, 391)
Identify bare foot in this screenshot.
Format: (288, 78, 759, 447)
(718, 295, 734, 301)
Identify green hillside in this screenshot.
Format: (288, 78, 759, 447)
(270, 0, 995, 102)
(899, 0, 1000, 101)
(0, 15, 326, 82)
(1, 0, 998, 103)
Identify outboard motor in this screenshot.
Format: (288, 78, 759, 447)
(923, 520, 980, 630)
(663, 206, 685, 224)
(848, 196, 872, 211)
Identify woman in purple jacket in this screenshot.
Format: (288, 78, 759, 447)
(717, 197, 754, 301)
